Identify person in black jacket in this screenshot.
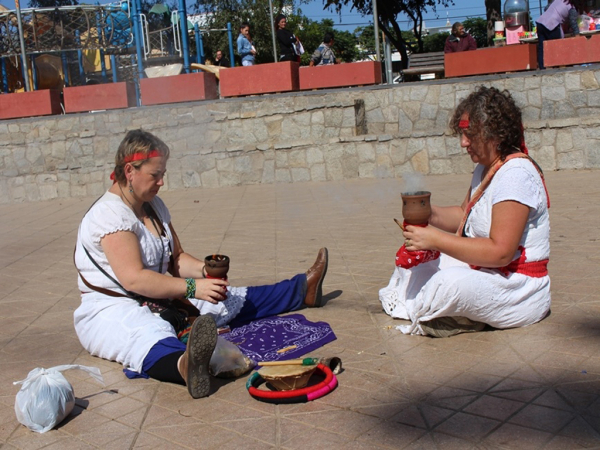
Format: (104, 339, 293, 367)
(214, 50, 230, 67)
(275, 14, 300, 62)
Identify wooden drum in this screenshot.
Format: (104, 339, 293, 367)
(258, 364, 318, 391)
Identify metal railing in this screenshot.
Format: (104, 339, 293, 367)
(141, 20, 181, 59)
(0, 5, 136, 57)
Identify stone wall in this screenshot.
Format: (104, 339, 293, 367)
(1, 66, 600, 203)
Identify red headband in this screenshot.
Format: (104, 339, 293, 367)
(458, 119, 528, 155)
(110, 149, 162, 181)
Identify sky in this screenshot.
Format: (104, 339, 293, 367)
(299, 0, 487, 32)
(0, 0, 546, 33)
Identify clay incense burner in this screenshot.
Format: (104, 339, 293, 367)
(204, 254, 230, 279)
(401, 191, 432, 225)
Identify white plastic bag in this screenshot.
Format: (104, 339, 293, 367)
(294, 40, 305, 56)
(209, 336, 255, 378)
(14, 365, 104, 433)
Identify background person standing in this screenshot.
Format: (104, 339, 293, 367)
(275, 14, 300, 62)
(237, 23, 256, 66)
(536, 0, 580, 69)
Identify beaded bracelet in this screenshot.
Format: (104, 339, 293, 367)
(185, 278, 196, 299)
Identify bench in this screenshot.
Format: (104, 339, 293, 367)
(401, 51, 445, 81)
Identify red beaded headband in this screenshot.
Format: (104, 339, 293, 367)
(110, 149, 162, 181)
(459, 119, 469, 129)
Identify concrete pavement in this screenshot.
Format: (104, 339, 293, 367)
(1, 169, 599, 449)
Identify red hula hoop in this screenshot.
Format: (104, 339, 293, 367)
(247, 363, 337, 403)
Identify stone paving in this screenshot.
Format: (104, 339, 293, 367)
(1, 169, 599, 449)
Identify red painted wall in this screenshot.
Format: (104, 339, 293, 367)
(63, 82, 136, 113)
(0, 89, 62, 120)
(140, 72, 218, 106)
(299, 61, 382, 90)
(445, 44, 538, 78)
(219, 62, 299, 97)
(544, 35, 600, 68)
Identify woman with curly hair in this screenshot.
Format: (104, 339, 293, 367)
(379, 86, 551, 337)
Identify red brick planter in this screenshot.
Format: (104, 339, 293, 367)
(299, 61, 382, 90)
(543, 34, 600, 68)
(445, 44, 538, 78)
(219, 62, 299, 97)
(0, 89, 62, 120)
(140, 72, 218, 106)
(63, 82, 136, 113)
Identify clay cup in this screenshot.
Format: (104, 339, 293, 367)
(204, 254, 230, 279)
(401, 191, 432, 225)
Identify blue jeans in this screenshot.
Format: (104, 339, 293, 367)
(137, 274, 307, 380)
(536, 22, 562, 69)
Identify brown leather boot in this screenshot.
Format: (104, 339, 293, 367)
(304, 248, 328, 307)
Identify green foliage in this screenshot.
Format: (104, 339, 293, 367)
(298, 18, 358, 64)
(463, 16, 488, 48)
(354, 24, 374, 57)
(331, 28, 358, 62)
(324, 0, 454, 67)
(422, 31, 448, 52)
(193, 0, 289, 64)
(28, 0, 78, 6)
(191, 0, 357, 65)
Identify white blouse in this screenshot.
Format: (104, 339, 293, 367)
(75, 192, 173, 293)
(465, 158, 550, 263)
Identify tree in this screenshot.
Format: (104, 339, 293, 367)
(28, 0, 78, 6)
(191, 0, 357, 65)
(485, 0, 502, 47)
(298, 18, 358, 64)
(355, 24, 375, 58)
(422, 31, 448, 52)
(463, 16, 487, 48)
(193, 0, 293, 64)
(324, 0, 453, 69)
(328, 26, 358, 62)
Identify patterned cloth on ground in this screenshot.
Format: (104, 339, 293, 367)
(220, 314, 336, 362)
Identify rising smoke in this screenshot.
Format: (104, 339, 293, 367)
(401, 172, 428, 195)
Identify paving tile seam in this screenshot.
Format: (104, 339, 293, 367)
(164, 421, 276, 449)
(281, 414, 387, 444)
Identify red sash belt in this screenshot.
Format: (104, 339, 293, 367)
(471, 246, 549, 278)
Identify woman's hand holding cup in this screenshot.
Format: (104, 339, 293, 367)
(195, 278, 229, 304)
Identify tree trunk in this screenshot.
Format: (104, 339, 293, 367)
(485, 0, 502, 47)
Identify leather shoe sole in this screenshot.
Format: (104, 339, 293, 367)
(186, 315, 217, 398)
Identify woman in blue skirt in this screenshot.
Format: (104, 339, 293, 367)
(74, 129, 328, 398)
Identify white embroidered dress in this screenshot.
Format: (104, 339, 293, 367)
(379, 159, 551, 335)
(74, 192, 247, 374)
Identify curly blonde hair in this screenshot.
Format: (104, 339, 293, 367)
(449, 86, 524, 159)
